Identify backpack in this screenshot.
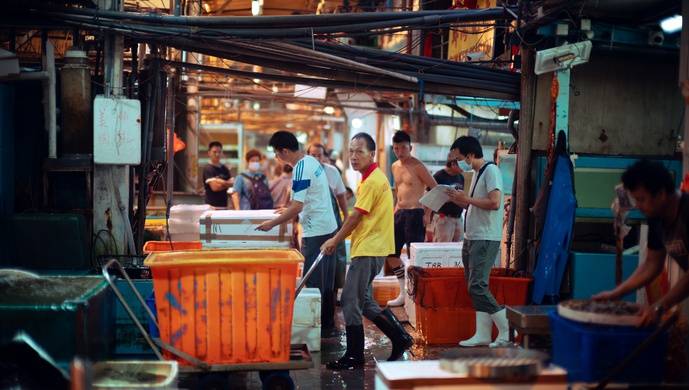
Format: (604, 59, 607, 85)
(241, 173, 274, 210)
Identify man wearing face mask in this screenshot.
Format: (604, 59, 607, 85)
(447, 136, 508, 348)
(233, 149, 274, 210)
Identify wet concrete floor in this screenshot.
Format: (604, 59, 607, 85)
(178, 306, 457, 389)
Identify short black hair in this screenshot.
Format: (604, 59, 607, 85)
(269, 131, 299, 152)
(208, 141, 222, 150)
(351, 132, 376, 152)
(622, 159, 675, 196)
(245, 149, 262, 162)
(450, 136, 483, 158)
(392, 130, 411, 144)
(346, 187, 354, 195)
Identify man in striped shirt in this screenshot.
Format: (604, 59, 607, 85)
(257, 131, 338, 336)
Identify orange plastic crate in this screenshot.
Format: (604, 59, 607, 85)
(142, 241, 202, 254)
(372, 277, 400, 307)
(144, 249, 303, 365)
(415, 306, 498, 345)
(409, 267, 531, 345)
(409, 267, 531, 309)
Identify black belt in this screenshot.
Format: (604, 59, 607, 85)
(438, 212, 462, 219)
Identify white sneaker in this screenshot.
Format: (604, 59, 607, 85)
(386, 277, 406, 307)
(489, 308, 512, 348)
(459, 312, 492, 347)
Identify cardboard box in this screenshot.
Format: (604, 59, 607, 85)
(409, 242, 463, 268)
(199, 210, 293, 249)
(291, 287, 321, 352)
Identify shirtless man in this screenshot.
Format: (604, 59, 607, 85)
(387, 130, 437, 306)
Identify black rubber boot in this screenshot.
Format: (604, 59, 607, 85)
(326, 325, 365, 370)
(372, 308, 414, 361)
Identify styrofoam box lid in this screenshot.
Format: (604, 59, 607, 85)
(171, 204, 214, 212)
(200, 209, 278, 221)
(410, 242, 462, 250)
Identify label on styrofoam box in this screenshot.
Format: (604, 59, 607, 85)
(199, 210, 293, 244)
(409, 242, 462, 268)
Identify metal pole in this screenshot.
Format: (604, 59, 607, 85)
(513, 47, 536, 272)
(166, 75, 175, 207)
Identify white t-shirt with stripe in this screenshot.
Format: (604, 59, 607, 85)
(292, 155, 337, 237)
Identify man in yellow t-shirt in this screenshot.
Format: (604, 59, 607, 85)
(321, 132, 413, 370)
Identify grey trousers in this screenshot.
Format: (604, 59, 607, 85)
(341, 256, 385, 326)
(302, 232, 336, 329)
(462, 239, 502, 314)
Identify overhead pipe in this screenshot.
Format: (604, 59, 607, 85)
(30, 8, 513, 38)
(19, 5, 513, 28)
(247, 41, 419, 83)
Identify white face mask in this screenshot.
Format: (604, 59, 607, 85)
(457, 158, 472, 171)
(248, 162, 261, 172)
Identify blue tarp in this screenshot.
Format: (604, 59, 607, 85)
(531, 153, 577, 304)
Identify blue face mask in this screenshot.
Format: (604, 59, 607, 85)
(457, 159, 472, 171)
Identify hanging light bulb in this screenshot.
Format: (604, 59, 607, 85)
(272, 85, 279, 93)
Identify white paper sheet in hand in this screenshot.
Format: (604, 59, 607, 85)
(419, 184, 454, 212)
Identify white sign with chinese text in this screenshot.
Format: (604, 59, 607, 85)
(93, 95, 141, 165)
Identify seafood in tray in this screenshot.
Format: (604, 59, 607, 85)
(557, 299, 642, 326)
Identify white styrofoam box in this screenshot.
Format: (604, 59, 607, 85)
(404, 266, 416, 328)
(345, 239, 351, 263)
(199, 209, 293, 249)
(409, 242, 463, 268)
(166, 218, 198, 233)
(291, 287, 321, 352)
(169, 233, 200, 242)
(170, 204, 212, 219)
(93, 96, 141, 165)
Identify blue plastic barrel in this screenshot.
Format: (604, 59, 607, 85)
(549, 310, 667, 383)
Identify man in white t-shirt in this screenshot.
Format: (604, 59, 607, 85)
(446, 136, 508, 348)
(258, 131, 338, 336)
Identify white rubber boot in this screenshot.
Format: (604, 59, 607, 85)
(459, 312, 492, 347)
(386, 277, 406, 307)
(489, 308, 512, 348)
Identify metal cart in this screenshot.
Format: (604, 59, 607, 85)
(102, 253, 325, 389)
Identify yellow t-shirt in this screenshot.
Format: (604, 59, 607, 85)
(351, 164, 395, 258)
